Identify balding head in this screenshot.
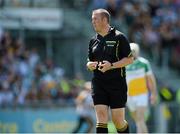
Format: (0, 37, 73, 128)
(92, 8, 110, 24)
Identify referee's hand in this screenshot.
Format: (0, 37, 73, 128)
(87, 61, 98, 71)
(98, 61, 111, 73)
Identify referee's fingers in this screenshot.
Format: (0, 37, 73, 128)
(102, 60, 108, 64)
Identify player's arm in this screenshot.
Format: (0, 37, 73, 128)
(75, 91, 85, 105)
(145, 60, 158, 105)
(146, 73, 157, 105)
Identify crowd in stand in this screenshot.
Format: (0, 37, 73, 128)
(0, 30, 84, 106)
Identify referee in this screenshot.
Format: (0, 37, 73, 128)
(86, 9, 133, 133)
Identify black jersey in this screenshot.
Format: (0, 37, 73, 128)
(88, 27, 132, 80)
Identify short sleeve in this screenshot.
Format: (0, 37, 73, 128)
(88, 39, 93, 61)
(145, 60, 153, 75)
(117, 34, 132, 59)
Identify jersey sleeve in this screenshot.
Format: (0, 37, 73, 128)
(145, 60, 153, 75)
(117, 34, 132, 59)
(88, 39, 93, 61)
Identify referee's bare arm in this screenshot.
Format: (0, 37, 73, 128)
(98, 57, 134, 73)
(111, 57, 134, 69)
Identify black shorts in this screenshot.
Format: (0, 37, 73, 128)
(91, 77, 127, 109)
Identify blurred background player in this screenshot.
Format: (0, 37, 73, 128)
(72, 81, 94, 133)
(126, 43, 157, 133)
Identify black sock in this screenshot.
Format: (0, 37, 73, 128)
(96, 123, 108, 133)
(117, 122, 129, 133)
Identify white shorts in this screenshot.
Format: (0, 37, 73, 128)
(127, 93, 148, 112)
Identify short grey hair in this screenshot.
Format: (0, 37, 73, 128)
(92, 8, 110, 23)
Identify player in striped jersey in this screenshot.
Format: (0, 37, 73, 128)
(126, 43, 157, 133)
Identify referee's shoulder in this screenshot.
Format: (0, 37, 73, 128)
(115, 29, 127, 39)
(115, 29, 123, 36)
(88, 35, 97, 46)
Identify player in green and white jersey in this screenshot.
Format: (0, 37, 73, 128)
(126, 43, 157, 133)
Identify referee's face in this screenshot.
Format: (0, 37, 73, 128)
(92, 12, 104, 33)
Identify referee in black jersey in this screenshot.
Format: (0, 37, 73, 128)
(86, 9, 133, 133)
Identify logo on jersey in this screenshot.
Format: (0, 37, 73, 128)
(106, 41, 116, 47)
